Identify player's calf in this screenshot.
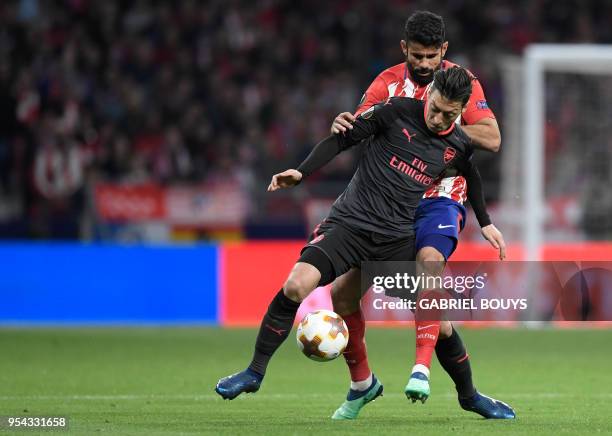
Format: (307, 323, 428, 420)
(341, 310, 372, 386)
(215, 287, 300, 400)
(413, 291, 442, 380)
(435, 325, 476, 399)
(411, 246, 446, 386)
(215, 253, 333, 400)
(331, 269, 374, 390)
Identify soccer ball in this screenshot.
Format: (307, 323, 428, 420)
(296, 310, 349, 362)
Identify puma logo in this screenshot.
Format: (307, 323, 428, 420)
(265, 324, 286, 336)
(402, 128, 417, 142)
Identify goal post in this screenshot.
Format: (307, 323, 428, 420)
(522, 44, 612, 261)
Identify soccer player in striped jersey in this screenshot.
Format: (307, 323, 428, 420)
(328, 11, 515, 420)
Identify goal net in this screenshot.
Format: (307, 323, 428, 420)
(499, 44, 612, 260)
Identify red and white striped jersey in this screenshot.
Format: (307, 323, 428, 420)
(354, 60, 495, 204)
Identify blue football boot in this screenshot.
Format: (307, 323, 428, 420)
(459, 391, 516, 419)
(215, 369, 262, 400)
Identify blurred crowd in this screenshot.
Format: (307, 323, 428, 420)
(1, 0, 611, 239)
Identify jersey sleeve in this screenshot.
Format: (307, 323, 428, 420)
(462, 160, 492, 227)
(341, 100, 398, 148)
(297, 100, 397, 177)
(461, 78, 496, 125)
(354, 74, 390, 117)
(296, 135, 344, 178)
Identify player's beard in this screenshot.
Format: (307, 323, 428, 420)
(408, 64, 436, 86)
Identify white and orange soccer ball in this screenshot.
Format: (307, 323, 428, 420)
(296, 310, 349, 362)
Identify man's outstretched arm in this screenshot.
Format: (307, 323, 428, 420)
(269, 101, 397, 191)
(266, 135, 344, 192)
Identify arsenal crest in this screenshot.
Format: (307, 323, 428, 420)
(443, 147, 456, 164)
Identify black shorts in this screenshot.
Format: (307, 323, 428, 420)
(301, 218, 416, 281)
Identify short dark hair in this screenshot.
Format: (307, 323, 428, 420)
(432, 67, 473, 106)
(404, 11, 446, 48)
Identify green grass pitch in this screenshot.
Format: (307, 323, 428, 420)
(1, 327, 611, 435)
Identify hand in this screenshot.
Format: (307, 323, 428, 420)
(267, 169, 303, 192)
(481, 224, 506, 260)
(330, 112, 355, 134)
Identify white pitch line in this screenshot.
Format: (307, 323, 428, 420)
(0, 393, 611, 401)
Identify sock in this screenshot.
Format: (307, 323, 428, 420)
(350, 373, 373, 391)
(342, 309, 372, 384)
(414, 289, 441, 372)
(248, 289, 300, 376)
(435, 326, 476, 399)
(245, 367, 264, 383)
(414, 319, 440, 372)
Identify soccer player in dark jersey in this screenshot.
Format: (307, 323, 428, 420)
(328, 11, 514, 420)
(214, 69, 513, 420)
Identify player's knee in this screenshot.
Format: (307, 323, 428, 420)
(282, 277, 312, 303)
(417, 246, 445, 263)
(417, 247, 446, 275)
(439, 320, 453, 339)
